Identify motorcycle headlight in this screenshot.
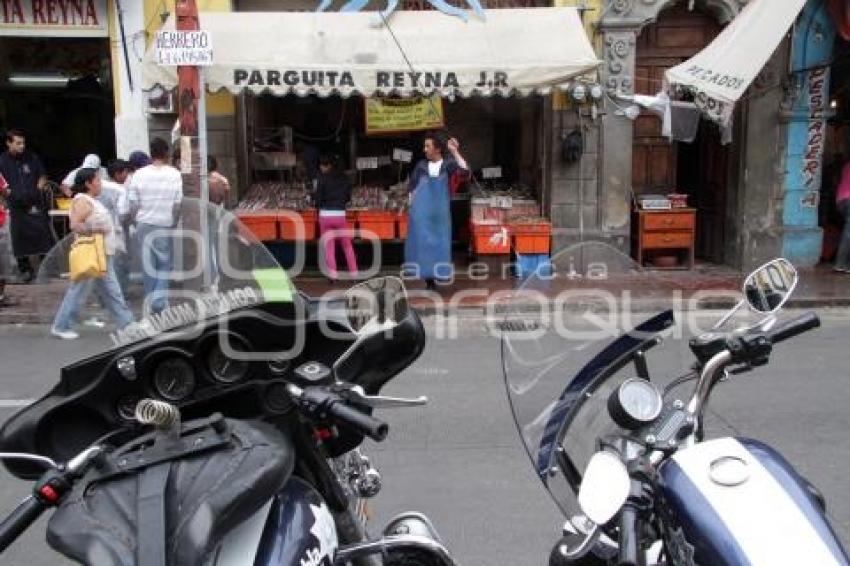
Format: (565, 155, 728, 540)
(607, 378, 663, 430)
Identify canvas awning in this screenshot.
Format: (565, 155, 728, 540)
(142, 8, 599, 98)
(665, 0, 808, 126)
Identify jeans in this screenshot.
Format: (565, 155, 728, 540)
(135, 222, 173, 314)
(53, 256, 134, 331)
(836, 200, 850, 270)
(319, 215, 358, 279)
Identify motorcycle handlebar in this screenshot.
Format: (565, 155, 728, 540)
(0, 496, 47, 553)
(326, 400, 389, 442)
(291, 385, 390, 443)
(767, 312, 820, 344)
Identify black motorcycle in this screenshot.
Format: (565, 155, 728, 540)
(0, 199, 457, 566)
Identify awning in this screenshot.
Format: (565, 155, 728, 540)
(142, 8, 599, 98)
(665, 0, 807, 126)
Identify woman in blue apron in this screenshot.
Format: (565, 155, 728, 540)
(404, 133, 469, 290)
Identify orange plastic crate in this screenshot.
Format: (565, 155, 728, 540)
(471, 223, 510, 255)
(236, 213, 278, 241)
(510, 222, 551, 254)
(397, 213, 409, 239)
(279, 210, 318, 240)
(356, 210, 396, 240)
(513, 234, 551, 254)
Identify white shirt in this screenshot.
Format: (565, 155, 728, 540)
(99, 180, 127, 253)
(127, 164, 183, 227)
(428, 159, 443, 177)
(75, 193, 118, 255)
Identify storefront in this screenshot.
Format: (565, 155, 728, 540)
(0, 0, 115, 181)
(143, 7, 599, 272)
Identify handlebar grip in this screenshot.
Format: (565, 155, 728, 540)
(328, 401, 389, 442)
(0, 496, 48, 553)
(767, 312, 820, 344)
(617, 504, 640, 566)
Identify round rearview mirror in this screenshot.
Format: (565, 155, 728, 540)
(344, 277, 409, 336)
(742, 258, 798, 314)
(577, 451, 630, 526)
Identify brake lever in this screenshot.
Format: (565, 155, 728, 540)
(341, 386, 428, 408)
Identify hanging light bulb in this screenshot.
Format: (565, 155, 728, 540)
(572, 84, 587, 103)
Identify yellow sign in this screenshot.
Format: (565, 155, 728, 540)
(365, 95, 444, 135)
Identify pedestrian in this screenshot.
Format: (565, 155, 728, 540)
(404, 132, 469, 290)
(207, 155, 230, 206)
(0, 177, 18, 308)
(128, 150, 152, 173)
(835, 158, 850, 273)
(51, 168, 135, 340)
(103, 159, 131, 292)
(0, 129, 55, 283)
(127, 138, 182, 314)
(315, 155, 357, 282)
(59, 154, 107, 198)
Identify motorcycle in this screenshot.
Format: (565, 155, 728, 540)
(502, 242, 849, 566)
(0, 199, 457, 566)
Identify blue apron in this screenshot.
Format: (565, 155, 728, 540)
(404, 171, 451, 280)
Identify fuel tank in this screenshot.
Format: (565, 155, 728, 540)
(213, 477, 338, 566)
(657, 437, 848, 566)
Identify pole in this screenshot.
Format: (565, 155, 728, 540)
(176, 0, 201, 199)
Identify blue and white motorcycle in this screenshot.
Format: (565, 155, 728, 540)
(502, 243, 849, 565)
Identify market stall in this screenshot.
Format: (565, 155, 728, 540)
(143, 7, 599, 272)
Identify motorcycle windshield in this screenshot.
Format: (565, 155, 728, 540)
(501, 242, 697, 518)
(35, 197, 298, 350)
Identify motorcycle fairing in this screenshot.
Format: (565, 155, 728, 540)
(657, 437, 849, 566)
(0, 302, 350, 479)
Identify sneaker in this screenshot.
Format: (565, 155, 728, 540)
(0, 295, 19, 308)
(834, 266, 850, 273)
(50, 327, 79, 340)
(82, 317, 106, 329)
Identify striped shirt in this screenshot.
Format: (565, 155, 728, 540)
(127, 164, 182, 227)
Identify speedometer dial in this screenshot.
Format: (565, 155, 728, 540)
(206, 345, 250, 384)
(152, 358, 196, 402)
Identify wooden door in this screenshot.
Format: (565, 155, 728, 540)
(632, 5, 722, 197)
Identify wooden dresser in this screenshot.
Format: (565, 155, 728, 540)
(633, 208, 696, 270)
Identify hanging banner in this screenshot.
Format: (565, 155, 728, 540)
(365, 95, 444, 135)
(0, 0, 108, 37)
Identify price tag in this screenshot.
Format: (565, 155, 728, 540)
(393, 148, 413, 163)
(482, 166, 502, 179)
(356, 157, 379, 170)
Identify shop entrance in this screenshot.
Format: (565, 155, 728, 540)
(0, 37, 115, 182)
(632, 3, 730, 263)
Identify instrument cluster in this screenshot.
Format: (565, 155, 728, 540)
(112, 331, 294, 422)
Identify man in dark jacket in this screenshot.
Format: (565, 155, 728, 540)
(0, 129, 55, 282)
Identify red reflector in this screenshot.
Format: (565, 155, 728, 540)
(315, 428, 333, 440)
(39, 485, 59, 503)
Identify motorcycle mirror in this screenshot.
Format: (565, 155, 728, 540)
(742, 258, 798, 314)
(344, 276, 409, 337)
(577, 451, 630, 526)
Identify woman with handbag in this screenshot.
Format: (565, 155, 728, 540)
(51, 168, 135, 340)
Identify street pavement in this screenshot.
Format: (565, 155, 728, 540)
(0, 310, 848, 565)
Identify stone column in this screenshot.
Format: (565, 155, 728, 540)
(598, 27, 638, 252)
